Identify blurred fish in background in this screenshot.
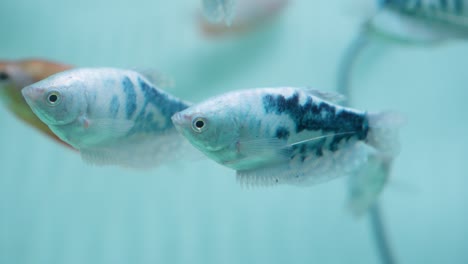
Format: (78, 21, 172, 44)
(337, 0, 468, 100)
(0, 59, 73, 149)
(198, 0, 289, 37)
(369, 0, 468, 43)
(22, 68, 193, 168)
(202, 0, 237, 26)
(337, 2, 468, 264)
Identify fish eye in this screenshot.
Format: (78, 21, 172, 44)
(45, 91, 62, 106)
(192, 117, 207, 133)
(0, 71, 9, 81)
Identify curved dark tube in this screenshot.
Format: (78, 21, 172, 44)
(337, 25, 397, 264)
(369, 203, 397, 264)
(336, 26, 369, 104)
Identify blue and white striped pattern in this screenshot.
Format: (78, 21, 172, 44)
(23, 68, 192, 168)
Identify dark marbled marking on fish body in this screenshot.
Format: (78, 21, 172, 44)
(122, 77, 137, 119)
(109, 95, 120, 118)
(138, 78, 189, 118)
(275, 127, 290, 140)
(290, 137, 327, 161)
(262, 92, 369, 153)
(127, 77, 189, 135)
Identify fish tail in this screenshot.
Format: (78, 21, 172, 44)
(366, 111, 404, 159)
(347, 111, 404, 215)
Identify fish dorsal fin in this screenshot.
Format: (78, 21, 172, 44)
(134, 69, 175, 89)
(303, 88, 346, 104)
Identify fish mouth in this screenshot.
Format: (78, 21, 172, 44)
(171, 112, 191, 129)
(21, 85, 47, 113)
(21, 85, 37, 106)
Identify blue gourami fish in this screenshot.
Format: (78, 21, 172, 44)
(202, 0, 237, 26)
(172, 88, 401, 211)
(367, 0, 468, 42)
(22, 68, 191, 168)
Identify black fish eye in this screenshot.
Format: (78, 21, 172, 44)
(0, 71, 9, 81)
(49, 94, 58, 102)
(195, 120, 204, 128)
(45, 91, 61, 106)
(192, 117, 207, 133)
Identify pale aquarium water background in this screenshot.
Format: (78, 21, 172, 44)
(1, 0, 468, 264)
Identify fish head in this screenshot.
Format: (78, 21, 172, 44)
(171, 98, 240, 160)
(0, 60, 71, 110)
(21, 70, 87, 126)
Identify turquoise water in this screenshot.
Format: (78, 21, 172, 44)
(1, 0, 468, 263)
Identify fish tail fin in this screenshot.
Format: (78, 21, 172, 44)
(366, 111, 404, 159)
(347, 111, 404, 215)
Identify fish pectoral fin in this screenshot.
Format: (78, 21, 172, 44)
(302, 88, 346, 104)
(347, 155, 391, 216)
(238, 137, 291, 158)
(79, 133, 191, 169)
(225, 138, 291, 169)
(236, 142, 377, 188)
(85, 118, 134, 135)
(286, 131, 358, 148)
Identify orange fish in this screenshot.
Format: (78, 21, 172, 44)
(0, 59, 73, 149)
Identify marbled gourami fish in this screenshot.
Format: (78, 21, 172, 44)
(368, 0, 468, 42)
(172, 88, 400, 211)
(22, 68, 191, 168)
(0, 59, 73, 148)
(202, 0, 237, 26)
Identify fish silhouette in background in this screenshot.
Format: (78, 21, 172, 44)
(333, 1, 459, 262)
(202, 0, 237, 26)
(22, 68, 194, 168)
(199, 0, 289, 37)
(337, 0, 468, 100)
(0, 59, 73, 149)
